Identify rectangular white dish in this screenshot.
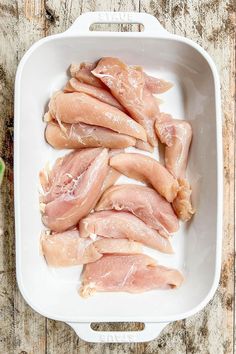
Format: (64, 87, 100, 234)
(14, 12, 223, 343)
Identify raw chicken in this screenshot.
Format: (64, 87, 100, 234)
(45, 121, 136, 149)
(70, 62, 106, 89)
(79, 210, 173, 254)
(90, 167, 121, 211)
(41, 148, 109, 232)
(156, 114, 193, 179)
(172, 179, 194, 221)
(64, 78, 125, 111)
(40, 148, 101, 203)
(92, 57, 160, 146)
(40, 149, 121, 208)
(132, 66, 173, 94)
(41, 230, 101, 266)
(144, 73, 173, 94)
(74, 61, 172, 95)
(101, 167, 120, 194)
(110, 153, 179, 203)
(47, 91, 147, 141)
(155, 113, 194, 221)
(80, 254, 184, 297)
(96, 184, 179, 237)
(94, 238, 142, 255)
(41, 230, 142, 267)
(135, 140, 154, 153)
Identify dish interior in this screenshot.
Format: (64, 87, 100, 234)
(16, 35, 218, 321)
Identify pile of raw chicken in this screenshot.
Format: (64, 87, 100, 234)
(39, 57, 195, 298)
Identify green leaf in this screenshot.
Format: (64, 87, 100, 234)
(0, 158, 5, 185)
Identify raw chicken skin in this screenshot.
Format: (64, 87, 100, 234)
(45, 121, 136, 149)
(92, 57, 160, 146)
(96, 184, 179, 237)
(155, 112, 194, 221)
(80, 254, 184, 297)
(110, 153, 179, 202)
(64, 78, 125, 111)
(41, 230, 142, 267)
(70, 62, 106, 89)
(47, 91, 147, 141)
(41, 148, 109, 232)
(79, 210, 173, 254)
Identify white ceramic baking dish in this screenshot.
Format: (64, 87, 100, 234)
(14, 12, 223, 343)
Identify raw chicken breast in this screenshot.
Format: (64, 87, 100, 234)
(155, 113, 194, 221)
(172, 179, 195, 221)
(133, 66, 173, 94)
(95, 238, 142, 255)
(90, 167, 121, 211)
(70, 62, 105, 88)
(92, 57, 159, 146)
(144, 73, 173, 94)
(41, 230, 142, 267)
(79, 211, 173, 254)
(40, 148, 101, 203)
(96, 184, 179, 237)
(162, 119, 192, 179)
(41, 230, 101, 266)
(47, 91, 147, 141)
(45, 121, 136, 149)
(110, 153, 179, 203)
(135, 140, 154, 152)
(72, 61, 172, 95)
(89, 149, 122, 209)
(100, 167, 120, 194)
(41, 148, 109, 232)
(80, 254, 184, 297)
(64, 78, 125, 111)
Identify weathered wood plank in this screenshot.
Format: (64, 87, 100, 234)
(13, 289, 46, 354)
(183, 1, 235, 352)
(14, 1, 47, 352)
(0, 0, 235, 352)
(138, 2, 189, 352)
(0, 272, 15, 353)
(45, 0, 83, 36)
(0, 1, 47, 353)
(0, 1, 20, 353)
(140, 0, 235, 353)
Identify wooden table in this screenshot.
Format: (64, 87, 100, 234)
(0, 1, 235, 353)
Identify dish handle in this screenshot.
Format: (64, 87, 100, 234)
(64, 12, 169, 36)
(66, 321, 169, 343)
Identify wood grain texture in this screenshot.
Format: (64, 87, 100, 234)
(140, 2, 235, 352)
(0, 1, 20, 353)
(0, 0, 235, 353)
(0, 1, 47, 354)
